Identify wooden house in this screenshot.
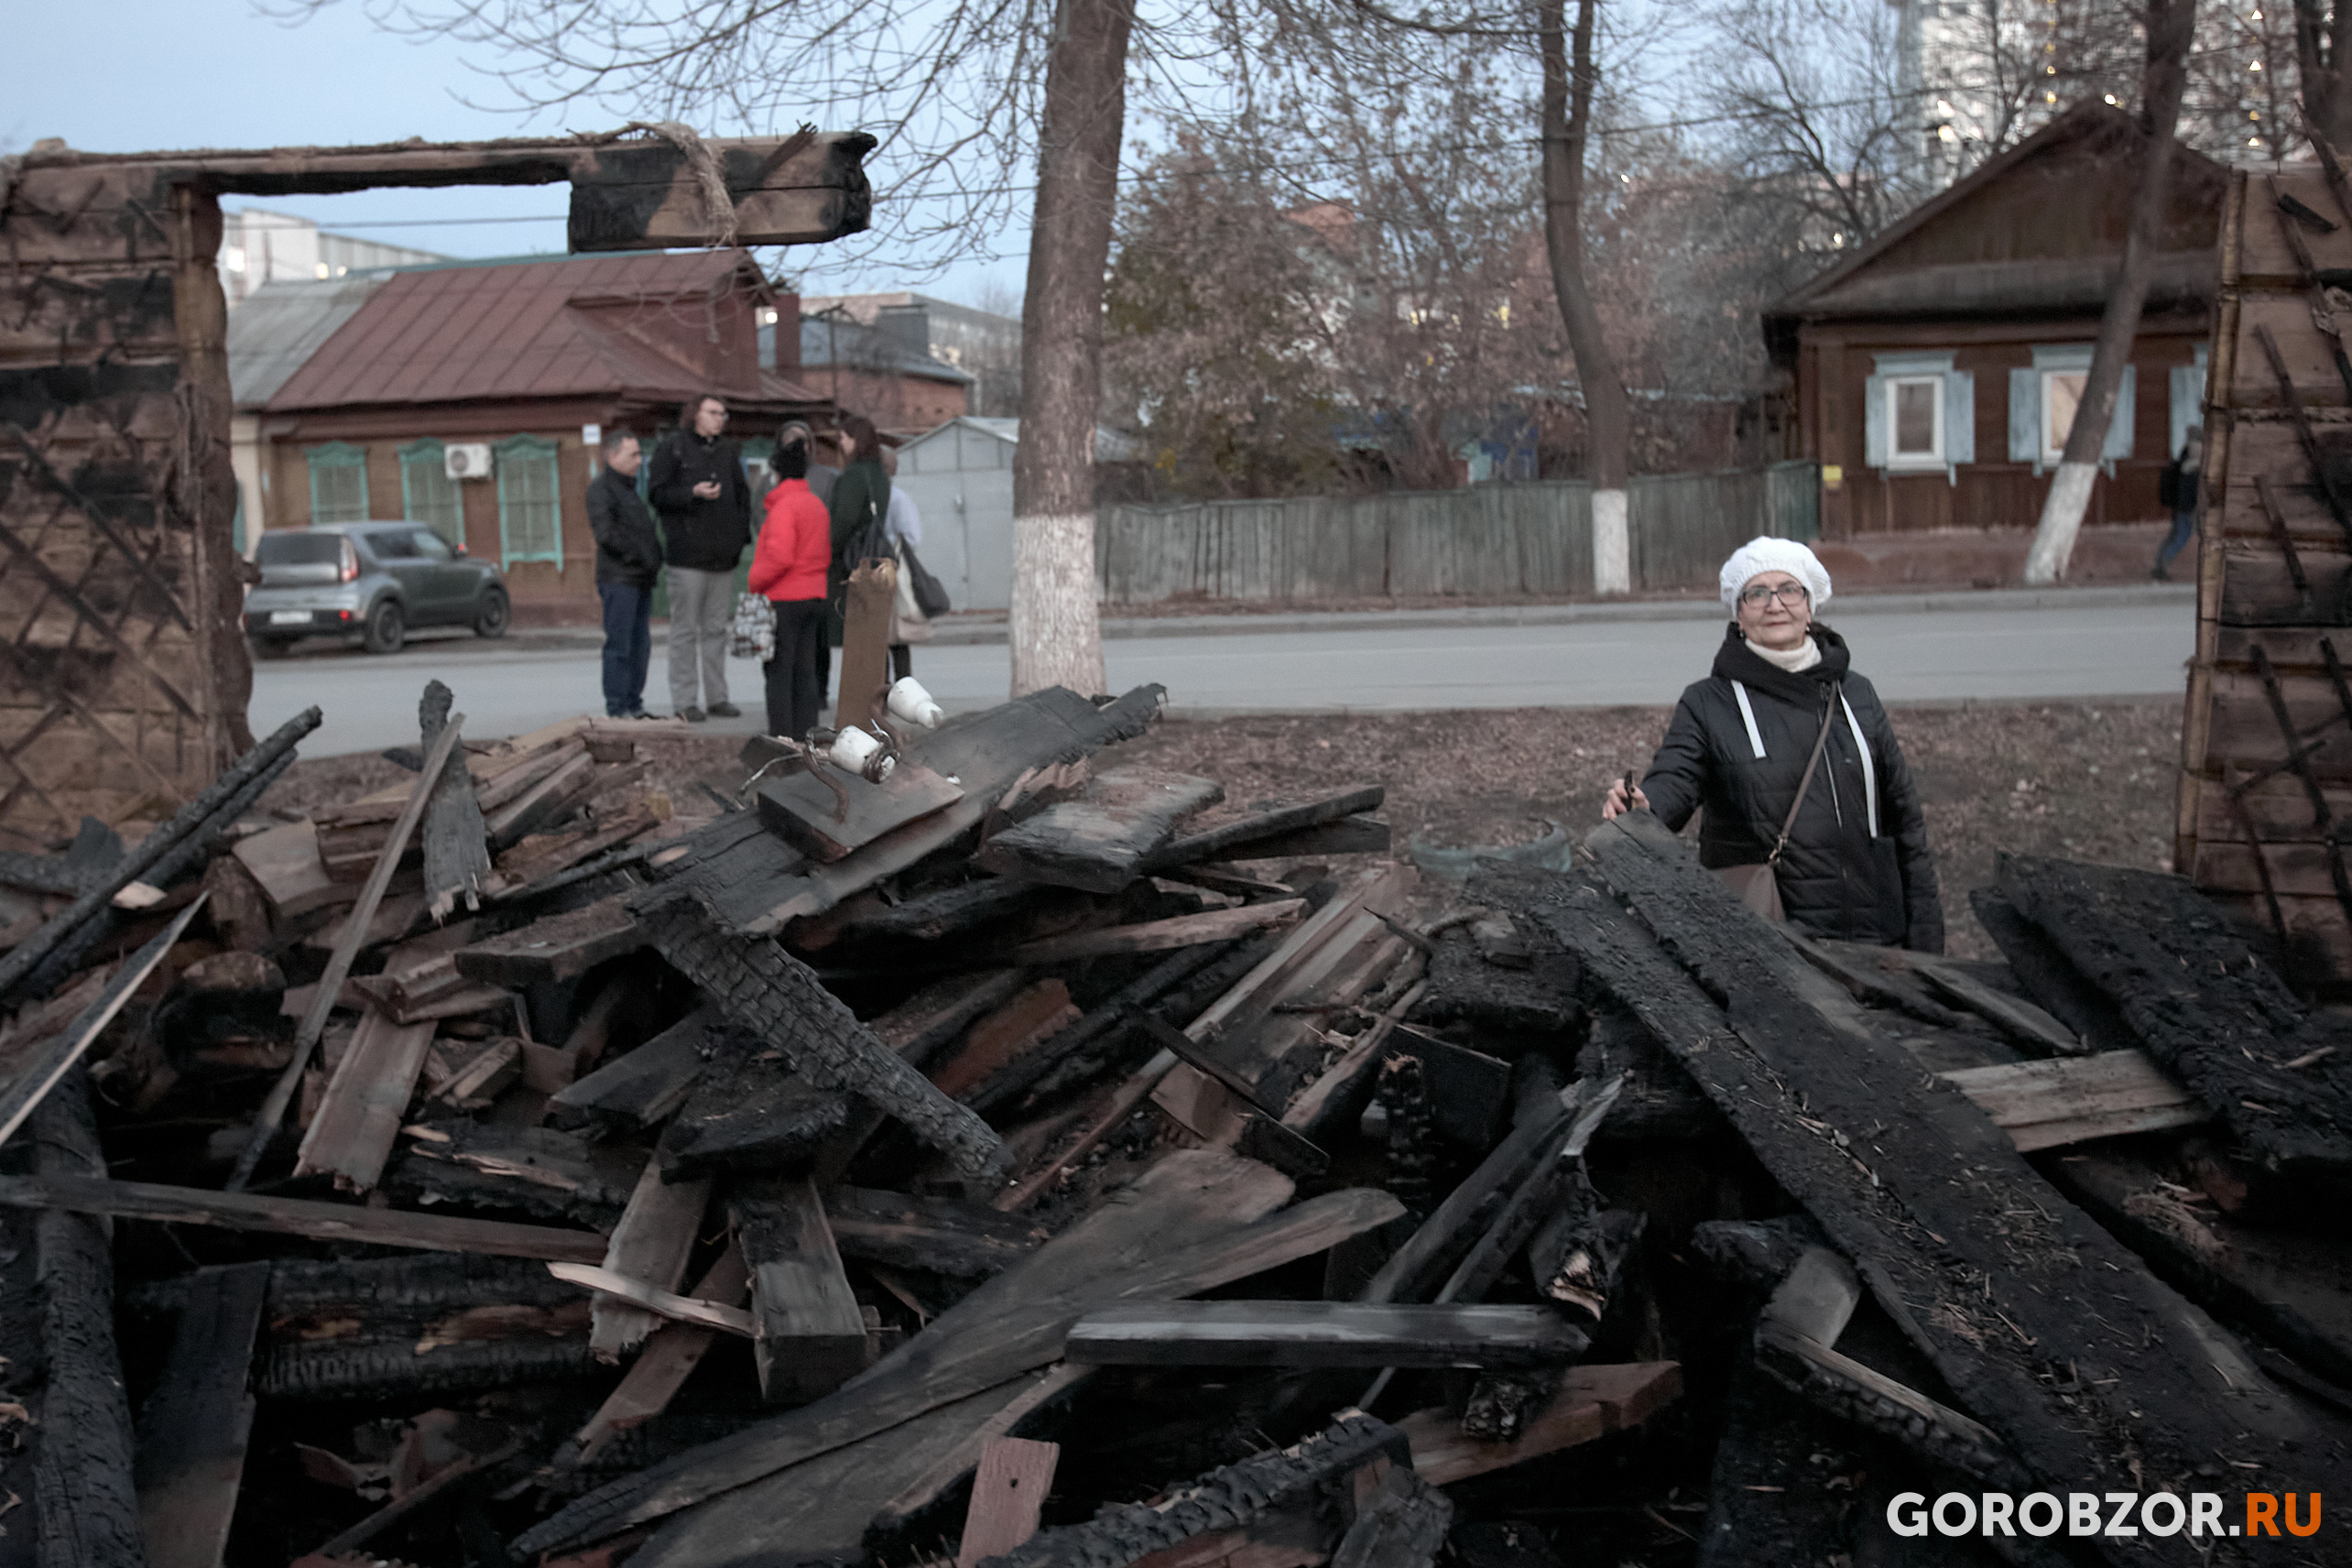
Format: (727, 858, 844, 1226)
(1762, 103, 2230, 541)
(261, 250, 831, 618)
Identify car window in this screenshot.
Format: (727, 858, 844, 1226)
(368, 529, 418, 561)
(255, 532, 346, 566)
(409, 529, 453, 561)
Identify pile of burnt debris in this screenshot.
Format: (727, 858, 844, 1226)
(4, 676, 2352, 1568)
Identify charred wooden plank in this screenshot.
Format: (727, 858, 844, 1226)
(132, 1262, 268, 1568)
(293, 1010, 436, 1192)
(1142, 787, 1388, 873)
(929, 980, 1080, 1102)
(1965, 886, 2140, 1052)
(548, 1007, 715, 1133)
(733, 1177, 868, 1403)
(452, 892, 647, 988)
(640, 897, 1007, 1182)
(1998, 853, 2352, 1181)
(28, 1073, 142, 1568)
(1508, 827, 2336, 1518)
(557, 1245, 750, 1471)
(1005, 898, 1303, 964)
(512, 1152, 1399, 1557)
(753, 759, 963, 865)
(1064, 1302, 1584, 1369)
(657, 1023, 858, 1182)
(0, 1173, 607, 1261)
(1222, 813, 1392, 862)
(591, 1165, 711, 1362)
(393, 1120, 646, 1224)
(0, 898, 201, 1149)
(975, 767, 1224, 893)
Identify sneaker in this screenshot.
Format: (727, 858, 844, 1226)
(708, 702, 742, 718)
(681, 706, 706, 723)
(2151, 566, 2171, 583)
(621, 708, 652, 721)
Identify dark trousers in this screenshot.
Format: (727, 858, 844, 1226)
(2155, 506, 2195, 574)
(597, 582, 653, 716)
(765, 598, 827, 740)
(890, 644, 912, 682)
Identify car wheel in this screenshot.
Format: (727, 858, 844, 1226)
(474, 587, 511, 639)
(363, 599, 406, 655)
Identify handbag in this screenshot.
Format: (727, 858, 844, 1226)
(729, 590, 776, 662)
(1712, 684, 1839, 921)
(890, 545, 933, 646)
(900, 540, 952, 617)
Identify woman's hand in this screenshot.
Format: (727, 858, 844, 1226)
(1603, 778, 1649, 820)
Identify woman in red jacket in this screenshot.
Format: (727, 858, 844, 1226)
(748, 439, 833, 739)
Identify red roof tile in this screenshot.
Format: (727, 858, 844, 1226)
(266, 251, 785, 412)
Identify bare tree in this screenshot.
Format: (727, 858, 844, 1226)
(1541, 0, 1632, 590)
(2296, 1, 2352, 151)
(2024, 0, 2197, 583)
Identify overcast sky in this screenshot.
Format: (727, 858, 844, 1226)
(6, 1, 1029, 309)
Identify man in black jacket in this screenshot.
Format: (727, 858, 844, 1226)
(586, 430, 661, 719)
(648, 395, 751, 721)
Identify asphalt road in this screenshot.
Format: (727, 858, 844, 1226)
(248, 586, 2199, 757)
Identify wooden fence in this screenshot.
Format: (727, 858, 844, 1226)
(1094, 461, 1819, 604)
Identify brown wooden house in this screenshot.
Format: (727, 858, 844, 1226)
(261, 249, 829, 617)
(1763, 103, 2230, 543)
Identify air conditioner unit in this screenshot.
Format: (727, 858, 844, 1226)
(444, 443, 495, 481)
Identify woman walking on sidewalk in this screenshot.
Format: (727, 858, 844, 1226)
(2152, 425, 2203, 582)
(749, 439, 833, 741)
(1603, 537, 1944, 952)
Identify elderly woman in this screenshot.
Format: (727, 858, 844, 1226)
(1604, 537, 1944, 952)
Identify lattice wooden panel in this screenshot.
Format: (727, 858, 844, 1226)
(2180, 163, 2352, 992)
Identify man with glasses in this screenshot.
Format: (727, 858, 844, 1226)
(648, 394, 750, 721)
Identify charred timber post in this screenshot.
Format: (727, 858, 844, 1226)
(640, 897, 1011, 1184)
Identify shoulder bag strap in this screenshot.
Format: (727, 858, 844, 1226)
(1768, 682, 1840, 866)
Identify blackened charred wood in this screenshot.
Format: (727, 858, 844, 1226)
(130, 1262, 267, 1568)
(29, 1072, 143, 1568)
(1361, 1089, 1573, 1305)
(547, 1007, 717, 1134)
(1407, 932, 1581, 1037)
(821, 1185, 1047, 1279)
(1389, 1028, 1511, 1148)
(827, 877, 1062, 945)
(1331, 1462, 1451, 1568)
(1374, 1055, 1436, 1219)
(1687, 1216, 1828, 1294)
(389, 1121, 645, 1225)
(1998, 853, 2352, 1181)
(1219, 813, 1392, 862)
(256, 1253, 593, 1400)
(1141, 786, 1387, 873)
(657, 1025, 858, 1182)
(0, 707, 321, 1006)
(1965, 886, 2146, 1055)
(1573, 1008, 1718, 1141)
(1529, 1197, 1645, 1323)
(640, 898, 1007, 1182)
(972, 1411, 1411, 1568)
(974, 767, 1224, 893)
(1064, 1301, 1584, 1369)
(994, 936, 1268, 1119)
(1460, 1368, 1563, 1443)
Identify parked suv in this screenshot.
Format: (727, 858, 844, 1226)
(244, 521, 510, 656)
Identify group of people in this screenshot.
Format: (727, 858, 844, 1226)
(584, 396, 926, 738)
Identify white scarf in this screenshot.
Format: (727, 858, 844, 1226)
(1748, 635, 1822, 672)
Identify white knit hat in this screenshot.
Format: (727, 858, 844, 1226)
(1719, 536, 1832, 612)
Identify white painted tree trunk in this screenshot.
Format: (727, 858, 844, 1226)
(1592, 487, 1629, 595)
(2023, 463, 2099, 585)
(1010, 510, 1107, 696)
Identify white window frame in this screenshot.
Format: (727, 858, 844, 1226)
(1883, 375, 1946, 471)
(2041, 368, 2089, 466)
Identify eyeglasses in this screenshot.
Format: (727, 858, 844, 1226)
(1739, 582, 1811, 608)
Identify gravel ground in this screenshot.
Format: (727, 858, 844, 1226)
(251, 699, 2183, 961)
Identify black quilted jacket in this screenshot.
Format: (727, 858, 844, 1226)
(1639, 623, 1944, 952)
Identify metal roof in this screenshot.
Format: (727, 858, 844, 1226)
(266, 250, 821, 412)
(225, 277, 388, 410)
(898, 415, 1140, 463)
(789, 314, 973, 384)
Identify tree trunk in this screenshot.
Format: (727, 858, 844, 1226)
(2023, 0, 2195, 585)
(1540, 0, 1632, 594)
(1009, 0, 1135, 696)
(2295, 0, 2352, 152)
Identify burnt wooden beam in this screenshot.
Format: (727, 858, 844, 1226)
(974, 767, 1223, 893)
(28, 1073, 143, 1568)
(557, 1244, 749, 1471)
(1494, 828, 2340, 1526)
(546, 1006, 716, 1133)
(1141, 786, 1387, 873)
(641, 897, 1008, 1183)
(0, 1172, 608, 1262)
(452, 891, 648, 988)
(513, 1151, 1401, 1557)
(1064, 1301, 1585, 1369)
(1003, 898, 1303, 965)
(393, 1119, 647, 1225)
(1998, 853, 2352, 1182)
(656, 1024, 859, 1182)
(132, 1262, 269, 1568)
(733, 1177, 868, 1403)
(1965, 886, 2140, 1053)
(967, 1411, 1410, 1568)
(822, 1185, 1047, 1279)
(752, 762, 964, 865)
(292, 1010, 436, 1192)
